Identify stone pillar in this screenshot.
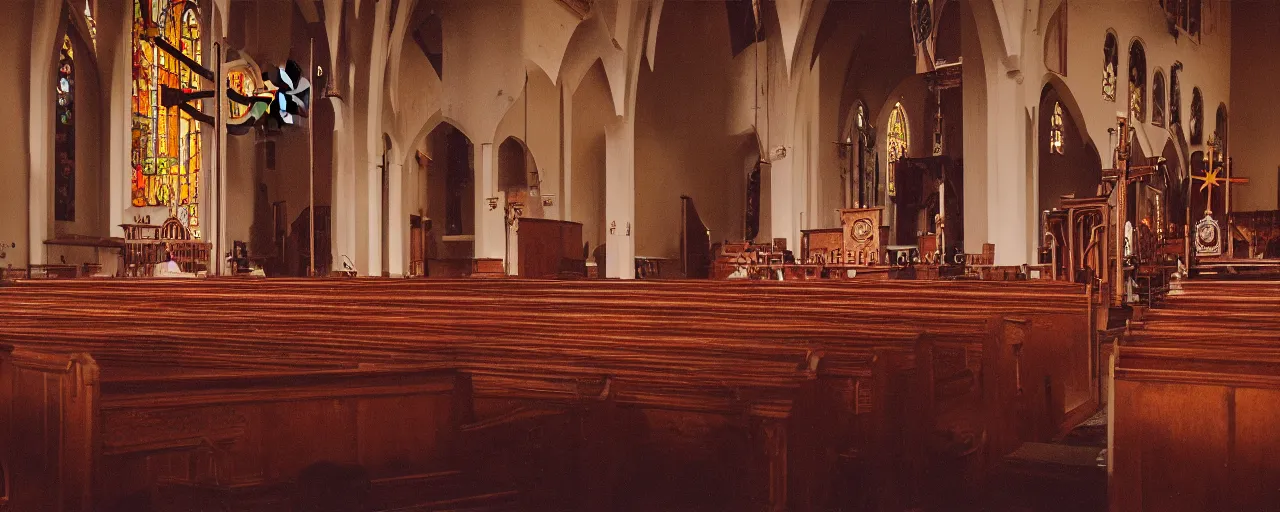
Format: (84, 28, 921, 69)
(331, 99, 359, 274)
(27, 0, 59, 266)
(769, 155, 796, 254)
(986, 72, 1031, 265)
(387, 162, 405, 277)
(604, 117, 635, 279)
(474, 142, 505, 261)
(366, 159, 383, 277)
(561, 82, 574, 221)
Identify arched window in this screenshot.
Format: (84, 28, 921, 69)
(1152, 70, 1166, 127)
(886, 102, 909, 197)
(56, 35, 76, 222)
(1129, 40, 1147, 123)
(1103, 32, 1118, 102)
(1170, 63, 1182, 126)
(131, 0, 204, 237)
(1190, 87, 1204, 145)
(1050, 102, 1065, 155)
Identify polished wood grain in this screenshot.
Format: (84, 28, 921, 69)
(1115, 279, 1280, 512)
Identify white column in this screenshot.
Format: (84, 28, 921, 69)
(986, 71, 1031, 265)
(604, 116, 635, 279)
(561, 82, 574, 221)
(27, 0, 59, 266)
(331, 99, 358, 274)
(769, 156, 796, 251)
(474, 142, 505, 260)
(109, 0, 133, 240)
(366, 159, 383, 277)
(387, 162, 405, 277)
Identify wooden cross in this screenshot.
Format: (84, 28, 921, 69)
(1192, 136, 1248, 216)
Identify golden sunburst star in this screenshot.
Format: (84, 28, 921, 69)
(1193, 168, 1223, 193)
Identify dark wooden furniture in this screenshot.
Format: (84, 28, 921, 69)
(680, 196, 712, 278)
(1114, 279, 1280, 512)
(120, 217, 211, 277)
(0, 278, 1098, 511)
(514, 218, 585, 279)
(0, 346, 505, 512)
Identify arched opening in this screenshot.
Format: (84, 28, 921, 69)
(412, 122, 476, 274)
(498, 137, 541, 218)
(1038, 83, 1103, 215)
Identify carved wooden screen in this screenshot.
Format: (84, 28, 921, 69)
(132, 0, 204, 238)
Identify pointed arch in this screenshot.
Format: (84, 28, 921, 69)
(886, 102, 909, 198)
(1129, 39, 1147, 123)
(1102, 31, 1118, 102)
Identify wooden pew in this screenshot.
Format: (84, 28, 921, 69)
(0, 278, 1095, 511)
(1114, 279, 1280, 512)
(0, 346, 523, 512)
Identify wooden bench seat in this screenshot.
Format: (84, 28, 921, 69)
(0, 278, 1096, 511)
(1114, 279, 1280, 512)
(0, 347, 467, 512)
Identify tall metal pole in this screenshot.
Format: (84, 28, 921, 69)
(214, 41, 223, 276)
(308, 38, 316, 277)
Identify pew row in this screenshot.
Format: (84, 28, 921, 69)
(1113, 280, 1280, 512)
(0, 278, 1096, 511)
(0, 347, 524, 512)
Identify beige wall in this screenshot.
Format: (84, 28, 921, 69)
(1062, 0, 1232, 173)
(1230, 0, 1280, 211)
(634, 0, 749, 260)
(0, 2, 34, 270)
(571, 61, 610, 253)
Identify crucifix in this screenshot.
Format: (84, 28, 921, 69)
(833, 138, 860, 208)
(1102, 116, 1164, 304)
(1190, 135, 1248, 258)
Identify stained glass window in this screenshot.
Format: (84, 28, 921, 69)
(1190, 87, 1204, 145)
(226, 67, 252, 120)
(131, 0, 203, 238)
(55, 35, 75, 221)
(1129, 40, 1146, 123)
(1152, 70, 1166, 128)
(1050, 102, 1065, 155)
(1170, 64, 1182, 127)
(1215, 104, 1227, 150)
(886, 102, 909, 197)
(83, 1, 96, 49)
(1103, 33, 1118, 102)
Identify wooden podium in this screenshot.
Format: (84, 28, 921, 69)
(839, 208, 886, 266)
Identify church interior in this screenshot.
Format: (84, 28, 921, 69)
(2, 0, 1280, 510)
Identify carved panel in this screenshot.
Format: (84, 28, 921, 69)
(103, 406, 247, 455)
(840, 207, 885, 265)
